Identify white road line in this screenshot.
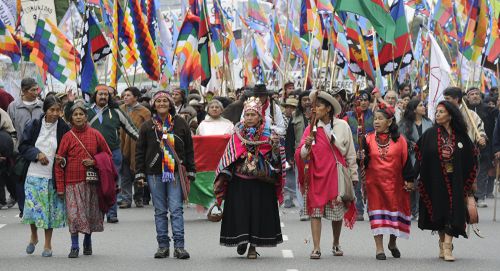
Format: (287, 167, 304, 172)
(282, 250, 294, 258)
(283, 235, 289, 241)
(286, 269, 298, 271)
(280, 222, 285, 228)
(0, 224, 6, 229)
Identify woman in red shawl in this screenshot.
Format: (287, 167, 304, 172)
(213, 96, 284, 259)
(295, 89, 358, 259)
(361, 104, 415, 260)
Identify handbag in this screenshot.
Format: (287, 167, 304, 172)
(465, 195, 479, 224)
(163, 139, 191, 201)
(70, 131, 100, 184)
(207, 203, 223, 222)
(329, 141, 355, 202)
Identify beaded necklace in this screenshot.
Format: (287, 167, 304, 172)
(375, 132, 390, 160)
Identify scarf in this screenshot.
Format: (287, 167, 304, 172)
(154, 114, 175, 182)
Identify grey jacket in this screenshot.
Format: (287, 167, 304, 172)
(399, 118, 433, 165)
(7, 99, 43, 150)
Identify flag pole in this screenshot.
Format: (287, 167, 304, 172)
(303, 32, 314, 91)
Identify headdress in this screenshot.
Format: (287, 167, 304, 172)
(243, 97, 263, 116)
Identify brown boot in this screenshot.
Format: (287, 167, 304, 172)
(442, 243, 455, 261)
(438, 241, 444, 259)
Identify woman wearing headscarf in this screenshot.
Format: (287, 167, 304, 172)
(196, 99, 234, 135)
(214, 97, 284, 259)
(362, 103, 415, 260)
(55, 101, 112, 258)
(398, 99, 433, 220)
(135, 91, 195, 260)
(295, 88, 358, 259)
(415, 101, 477, 262)
(19, 96, 70, 257)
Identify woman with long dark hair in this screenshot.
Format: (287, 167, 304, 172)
(362, 104, 414, 260)
(415, 101, 477, 262)
(398, 99, 433, 220)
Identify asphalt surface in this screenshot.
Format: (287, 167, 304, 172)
(1, 197, 499, 271)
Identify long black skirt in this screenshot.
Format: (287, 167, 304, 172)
(220, 175, 283, 247)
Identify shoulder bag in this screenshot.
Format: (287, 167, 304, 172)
(70, 131, 99, 184)
(163, 139, 190, 201)
(329, 141, 355, 202)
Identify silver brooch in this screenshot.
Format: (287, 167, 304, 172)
(458, 142, 463, 149)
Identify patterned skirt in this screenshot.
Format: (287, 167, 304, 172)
(23, 176, 66, 229)
(65, 181, 104, 234)
(304, 193, 345, 221)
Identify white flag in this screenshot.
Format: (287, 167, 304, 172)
(58, 2, 83, 42)
(428, 33, 452, 121)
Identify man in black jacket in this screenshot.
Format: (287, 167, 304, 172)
(467, 87, 496, 207)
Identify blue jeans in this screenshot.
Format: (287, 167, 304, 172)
(107, 149, 122, 219)
(147, 174, 185, 248)
(284, 167, 297, 202)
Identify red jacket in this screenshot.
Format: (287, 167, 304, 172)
(95, 151, 118, 213)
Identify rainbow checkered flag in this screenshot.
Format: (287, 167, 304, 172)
(30, 18, 80, 83)
(0, 18, 21, 65)
(128, 0, 160, 81)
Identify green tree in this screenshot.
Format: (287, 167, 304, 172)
(54, 0, 70, 23)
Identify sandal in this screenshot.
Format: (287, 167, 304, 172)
(310, 250, 321, 259)
(247, 246, 259, 259)
(332, 246, 344, 256)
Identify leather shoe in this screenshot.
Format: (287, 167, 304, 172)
(83, 245, 92, 256)
(107, 217, 119, 223)
(68, 248, 79, 258)
(376, 253, 386, 260)
(237, 244, 248, 255)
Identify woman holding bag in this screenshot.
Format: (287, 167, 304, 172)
(414, 101, 477, 262)
(135, 90, 195, 260)
(55, 102, 112, 258)
(213, 96, 284, 259)
(295, 88, 358, 259)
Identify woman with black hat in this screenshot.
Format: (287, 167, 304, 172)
(296, 88, 358, 259)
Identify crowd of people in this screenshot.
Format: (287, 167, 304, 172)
(0, 78, 498, 262)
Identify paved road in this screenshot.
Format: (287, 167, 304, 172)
(1, 197, 499, 271)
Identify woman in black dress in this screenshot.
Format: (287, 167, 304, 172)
(415, 101, 477, 262)
(213, 97, 284, 259)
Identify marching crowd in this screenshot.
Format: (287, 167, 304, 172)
(0, 78, 499, 262)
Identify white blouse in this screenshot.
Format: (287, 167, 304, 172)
(26, 119, 58, 179)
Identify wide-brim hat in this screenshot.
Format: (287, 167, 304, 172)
(253, 84, 271, 96)
(309, 89, 342, 116)
(283, 97, 299, 107)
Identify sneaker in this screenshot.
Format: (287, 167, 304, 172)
(6, 197, 16, 208)
(487, 194, 495, 199)
(477, 199, 488, 208)
(107, 217, 119, 223)
(174, 248, 190, 259)
(154, 247, 169, 258)
(356, 214, 365, 221)
(299, 214, 310, 221)
(283, 199, 295, 208)
(135, 200, 144, 208)
(119, 202, 131, 209)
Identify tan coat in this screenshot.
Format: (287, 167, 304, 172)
(120, 103, 151, 171)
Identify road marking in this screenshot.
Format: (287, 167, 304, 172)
(0, 224, 6, 229)
(286, 269, 298, 271)
(280, 222, 285, 228)
(283, 235, 289, 241)
(282, 250, 294, 258)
